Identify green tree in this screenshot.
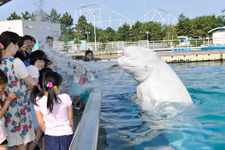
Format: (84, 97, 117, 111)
(97, 28, 106, 43)
(130, 21, 143, 41)
(35, 9, 49, 21)
(59, 12, 74, 41)
(97, 28, 107, 50)
(74, 15, 91, 41)
(105, 27, 116, 41)
(176, 13, 190, 36)
(189, 15, 225, 38)
(21, 11, 32, 20)
(30, 13, 36, 21)
(7, 12, 22, 20)
(47, 9, 61, 23)
(163, 24, 177, 40)
(142, 21, 165, 41)
(115, 23, 131, 41)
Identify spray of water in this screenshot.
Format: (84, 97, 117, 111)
(31, 0, 113, 94)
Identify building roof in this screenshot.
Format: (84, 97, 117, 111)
(208, 27, 225, 33)
(0, 0, 11, 6)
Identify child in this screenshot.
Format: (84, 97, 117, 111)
(71, 74, 89, 114)
(32, 72, 74, 149)
(27, 50, 44, 80)
(30, 67, 53, 150)
(27, 50, 50, 80)
(30, 68, 53, 102)
(0, 70, 16, 150)
(27, 51, 49, 150)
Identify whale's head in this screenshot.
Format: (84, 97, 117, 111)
(117, 46, 157, 83)
(118, 46, 193, 104)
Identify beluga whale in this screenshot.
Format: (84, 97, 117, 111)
(117, 46, 193, 105)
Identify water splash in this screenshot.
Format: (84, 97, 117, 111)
(31, 0, 114, 94)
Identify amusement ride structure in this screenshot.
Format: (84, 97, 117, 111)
(75, 3, 178, 30)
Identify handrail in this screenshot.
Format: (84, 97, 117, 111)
(69, 88, 102, 150)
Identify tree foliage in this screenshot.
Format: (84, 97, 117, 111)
(130, 21, 143, 41)
(6, 9, 225, 42)
(7, 12, 22, 20)
(59, 12, 74, 41)
(176, 13, 191, 36)
(21, 11, 32, 20)
(47, 9, 61, 23)
(115, 23, 131, 41)
(74, 15, 92, 41)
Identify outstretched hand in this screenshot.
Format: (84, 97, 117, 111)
(7, 91, 16, 101)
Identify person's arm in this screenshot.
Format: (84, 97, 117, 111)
(22, 75, 35, 90)
(0, 92, 16, 119)
(68, 105, 74, 131)
(14, 58, 35, 89)
(35, 110, 46, 132)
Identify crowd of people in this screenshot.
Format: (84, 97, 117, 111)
(0, 31, 94, 150)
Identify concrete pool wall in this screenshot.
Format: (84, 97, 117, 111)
(69, 88, 102, 150)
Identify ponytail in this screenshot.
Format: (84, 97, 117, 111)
(30, 85, 44, 105)
(46, 84, 58, 113)
(43, 72, 62, 113)
(30, 67, 53, 106)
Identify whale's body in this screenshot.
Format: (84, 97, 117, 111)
(117, 46, 193, 105)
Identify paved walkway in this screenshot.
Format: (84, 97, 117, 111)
(73, 109, 82, 131)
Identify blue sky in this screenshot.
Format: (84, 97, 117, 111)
(1, 0, 225, 23)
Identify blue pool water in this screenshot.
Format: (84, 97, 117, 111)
(96, 61, 225, 150)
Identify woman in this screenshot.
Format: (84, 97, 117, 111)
(0, 31, 35, 150)
(14, 36, 30, 66)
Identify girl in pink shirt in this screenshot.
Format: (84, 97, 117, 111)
(0, 69, 16, 150)
(32, 72, 74, 150)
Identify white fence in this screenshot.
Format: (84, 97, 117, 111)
(52, 38, 224, 53)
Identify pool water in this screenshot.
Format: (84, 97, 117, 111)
(96, 61, 225, 150)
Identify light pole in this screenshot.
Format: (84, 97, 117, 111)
(86, 31, 90, 49)
(91, 12, 97, 51)
(146, 31, 149, 48)
(86, 31, 90, 42)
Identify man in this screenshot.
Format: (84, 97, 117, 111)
(46, 36, 53, 48)
(22, 35, 36, 66)
(84, 50, 94, 62)
(24, 35, 36, 53)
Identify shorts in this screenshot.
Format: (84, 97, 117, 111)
(30, 102, 40, 129)
(45, 134, 73, 150)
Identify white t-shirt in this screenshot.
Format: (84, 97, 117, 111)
(27, 65, 39, 79)
(34, 94, 73, 136)
(13, 58, 29, 79)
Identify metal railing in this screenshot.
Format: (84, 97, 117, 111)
(52, 38, 222, 53)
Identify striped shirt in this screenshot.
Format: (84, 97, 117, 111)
(34, 94, 73, 136)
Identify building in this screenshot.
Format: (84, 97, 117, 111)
(208, 27, 225, 45)
(0, 20, 61, 41)
(0, 0, 11, 6)
(177, 36, 190, 46)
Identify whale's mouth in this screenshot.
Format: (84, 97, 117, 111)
(117, 56, 150, 83)
(118, 57, 140, 67)
(118, 57, 142, 72)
